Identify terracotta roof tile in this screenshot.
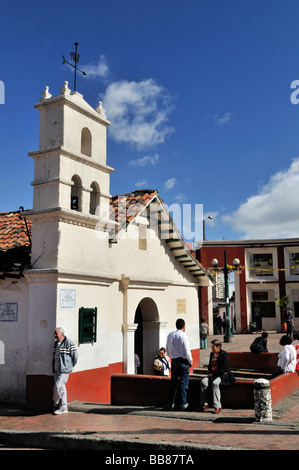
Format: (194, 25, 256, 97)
(110, 189, 158, 230)
(0, 212, 32, 252)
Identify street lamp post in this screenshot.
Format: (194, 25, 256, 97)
(211, 251, 240, 343)
(203, 215, 213, 241)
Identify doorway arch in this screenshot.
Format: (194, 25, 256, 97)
(134, 298, 160, 375)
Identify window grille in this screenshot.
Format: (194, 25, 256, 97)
(79, 307, 97, 343)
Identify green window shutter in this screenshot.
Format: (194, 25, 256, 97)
(79, 307, 97, 343)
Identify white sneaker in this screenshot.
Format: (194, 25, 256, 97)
(54, 407, 68, 415)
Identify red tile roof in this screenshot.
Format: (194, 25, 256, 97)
(110, 189, 158, 229)
(0, 212, 32, 251)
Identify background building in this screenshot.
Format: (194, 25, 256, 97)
(198, 239, 299, 334)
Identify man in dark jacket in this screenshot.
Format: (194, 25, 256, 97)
(199, 339, 235, 414)
(250, 332, 268, 353)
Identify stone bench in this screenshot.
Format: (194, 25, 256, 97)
(111, 362, 299, 409)
(227, 352, 278, 370)
(110, 374, 255, 409)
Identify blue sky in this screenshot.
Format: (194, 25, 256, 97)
(1, 0, 299, 241)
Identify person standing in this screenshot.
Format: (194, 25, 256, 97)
(166, 318, 193, 411)
(200, 319, 209, 349)
(213, 314, 222, 334)
(53, 327, 78, 415)
(285, 310, 294, 337)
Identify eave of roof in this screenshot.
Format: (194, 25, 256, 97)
(109, 189, 212, 284)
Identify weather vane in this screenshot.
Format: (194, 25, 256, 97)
(62, 42, 86, 92)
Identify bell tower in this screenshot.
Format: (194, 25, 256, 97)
(29, 81, 113, 213)
(26, 82, 114, 271)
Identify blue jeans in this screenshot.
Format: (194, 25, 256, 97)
(287, 323, 293, 337)
(200, 337, 207, 349)
(167, 358, 190, 408)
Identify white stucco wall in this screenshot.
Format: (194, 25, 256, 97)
(55, 279, 118, 373)
(0, 279, 29, 401)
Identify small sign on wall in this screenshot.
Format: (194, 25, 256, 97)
(177, 299, 186, 314)
(0, 303, 18, 321)
(60, 289, 76, 308)
(252, 291, 269, 301)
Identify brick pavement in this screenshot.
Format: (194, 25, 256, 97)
(0, 401, 298, 451)
(0, 333, 298, 452)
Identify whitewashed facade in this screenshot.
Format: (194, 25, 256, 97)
(0, 83, 211, 405)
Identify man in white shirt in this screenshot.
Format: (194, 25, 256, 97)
(166, 318, 193, 411)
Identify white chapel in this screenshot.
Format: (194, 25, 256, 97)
(0, 82, 212, 407)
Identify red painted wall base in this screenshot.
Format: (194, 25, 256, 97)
(26, 362, 123, 410)
(67, 362, 123, 404)
(25, 349, 200, 410)
(270, 371, 299, 407)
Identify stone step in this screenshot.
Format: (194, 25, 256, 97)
(192, 368, 272, 380)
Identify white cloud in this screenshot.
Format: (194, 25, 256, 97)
(222, 158, 299, 239)
(164, 178, 176, 190)
(214, 112, 233, 127)
(102, 79, 174, 149)
(174, 193, 187, 203)
(135, 179, 148, 188)
(82, 55, 110, 79)
(128, 153, 159, 167)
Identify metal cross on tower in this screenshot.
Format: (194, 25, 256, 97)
(62, 42, 86, 92)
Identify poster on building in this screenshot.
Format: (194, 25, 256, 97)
(177, 299, 186, 314)
(0, 303, 18, 321)
(60, 289, 76, 308)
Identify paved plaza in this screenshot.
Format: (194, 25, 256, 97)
(0, 333, 298, 453)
